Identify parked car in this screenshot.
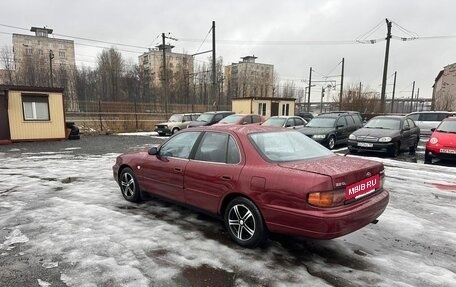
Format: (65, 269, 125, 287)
(187, 111, 234, 128)
(348, 115, 420, 157)
(321, 111, 364, 126)
(261, 116, 307, 129)
(154, 113, 200, 136)
(406, 111, 456, 136)
(113, 125, 389, 247)
(212, 114, 264, 126)
(296, 112, 314, 122)
(425, 117, 456, 163)
(298, 113, 362, 150)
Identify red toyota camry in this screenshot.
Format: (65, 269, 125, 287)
(425, 117, 456, 163)
(113, 125, 389, 247)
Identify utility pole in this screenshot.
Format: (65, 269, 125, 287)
(415, 88, 420, 112)
(339, 58, 344, 111)
(391, 71, 397, 113)
(307, 67, 312, 112)
(380, 19, 392, 114)
(161, 33, 168, 116)
(49, 50, 54, 87)
(212, 21, 217, 108)
(358, 82, 362, 100)
(320, 86, 325, 113)
(410, 81, 415, 113)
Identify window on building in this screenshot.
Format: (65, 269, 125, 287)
(259, 103, 267, 116)
(22, 94, 50, 121)
(282, 104, 290, 116)
(48, 43, 53, 49)
(26, 48, 33, 55)
(37, 40, 41, 46)
(38, 49, 43, 56)
(59, 43, 64, 49)
(59, 50, 66, 58)
(26, 39, 31, 45)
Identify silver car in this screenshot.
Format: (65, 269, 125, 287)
(406, 111, 455, 136)
(154, 113, 200, 136)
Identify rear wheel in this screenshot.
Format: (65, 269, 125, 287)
(224, 197, 267, 248)
(171, 127, 180, 134)
(327, 136, 336, 150)
(409, 137, 419, 154)
(119, 168, 141, 203)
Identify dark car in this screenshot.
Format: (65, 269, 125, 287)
(113, 125, 389, 248)
(187, 111, 234, 128)
(296, 112, 314, 122)
(348, 115, 420, 157)
(298, 113, 362, 149)
(425, 117, 456, 163)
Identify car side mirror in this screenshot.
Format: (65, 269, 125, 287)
(431, 128, 436, 132)
(148, 146, 158, 155)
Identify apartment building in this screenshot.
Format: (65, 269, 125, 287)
(12, 27, 78, 110)
(433, 63, 456, 111)
(224, 56, 274, 102)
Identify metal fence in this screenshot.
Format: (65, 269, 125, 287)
(65, 101, 231, 133)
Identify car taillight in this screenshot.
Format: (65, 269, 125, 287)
(308, 189, 345, 207)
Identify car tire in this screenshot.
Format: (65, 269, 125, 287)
(171, 127, 179, 135)
(390, 142, 400, 157)
(119, 167, 141, 203)
(224, 197, 267, 248)
(157, 132, 165, 136)
(424, 150, 432, 164)
(409, 137, 419, 154)
(327, 136, 336, 150)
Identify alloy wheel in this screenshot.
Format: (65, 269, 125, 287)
(121, 172, 136, 198)
(228, 204, 256, 241)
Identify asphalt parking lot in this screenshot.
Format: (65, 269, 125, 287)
(0, 133, 455, 287)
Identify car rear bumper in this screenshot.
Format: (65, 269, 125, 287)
(262, 189, 389, 239)
(154, 127, 171, 134)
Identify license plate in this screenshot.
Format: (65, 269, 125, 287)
(345, 174, 380, 200)
(440, 148, 456, 154)
(358, 142, 373, 148)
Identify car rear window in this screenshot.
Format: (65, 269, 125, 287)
(249, 130, 333, 162)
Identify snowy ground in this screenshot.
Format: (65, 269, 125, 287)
(0, 134, 455, 287)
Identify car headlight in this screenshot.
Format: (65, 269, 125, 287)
(378, 137, 392, 142)
(313, 134, 326, 139)
(349, 134, 356, 140)
(429, 137, 438, 144)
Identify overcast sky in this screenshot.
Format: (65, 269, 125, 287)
(1, 0, 456, 102)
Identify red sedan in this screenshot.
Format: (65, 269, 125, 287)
(113, 125, 389, 247)
(425, 117, 456, 163)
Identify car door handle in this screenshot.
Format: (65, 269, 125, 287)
(174, 167, 183, 172)
(221, 175, 232, 180)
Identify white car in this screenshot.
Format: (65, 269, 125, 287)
(406, 111, 456, 136)
(262, 116, 307, 129)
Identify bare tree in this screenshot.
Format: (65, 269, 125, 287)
(97, 48, 125, 101)
(333, 83, 380, 113)
(0, 45, 15, 84)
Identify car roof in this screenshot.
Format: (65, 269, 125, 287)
(185, 124, 286, 135)
(407, 111, 454, 115)
(372, 115, 406, 120)
(201, 111, 234, 114)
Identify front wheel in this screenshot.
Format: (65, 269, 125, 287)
(119, 168, 141, 202)
(224, 197, 267, 248)
(327, 136, 336, 150)
(171, 127, 180, 134)
(390, 142, 400, 157)
(424, 150, 432, 164)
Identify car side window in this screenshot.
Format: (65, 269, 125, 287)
(244, 116, 253, 124)
(194, 132, 228, 163)
(403, 120, 410, 129)
(286, 118, 294, 127)
(437, 113, 449, 121)
(346, 116, 355, 127)
(407, 119, 416, 128)
(408, 114, 419, 121)
(227, 136, 241, 164)
(420, 113, 439, 121)
(159, 132, 200, 159)
(295, 118, 305, 126)
(252, 115, 261, 123)
(183, 115, 192, 122)
(214, 114, 224, 123)
(336, 117, 347, 127)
